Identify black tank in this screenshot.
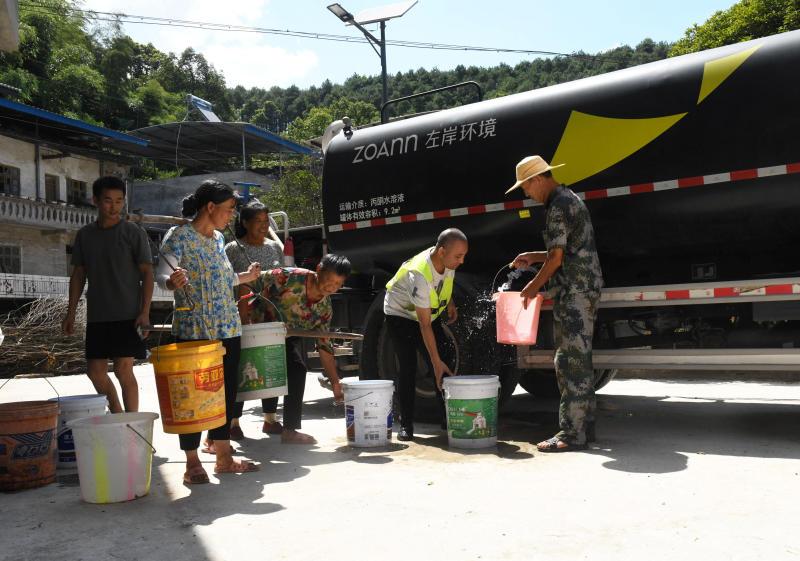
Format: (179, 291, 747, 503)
(322, 30, 800, 287)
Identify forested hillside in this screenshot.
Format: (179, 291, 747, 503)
(0, 0, 670, 132)
(2, 0, 798, 137)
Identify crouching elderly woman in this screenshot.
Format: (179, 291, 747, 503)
(240, 254, 351, 444)
(156, 179, 261, 484)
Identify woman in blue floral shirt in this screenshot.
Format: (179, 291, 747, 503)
(157, 180, 261, 484)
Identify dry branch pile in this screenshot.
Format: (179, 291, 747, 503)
(0, 297, 86, 377)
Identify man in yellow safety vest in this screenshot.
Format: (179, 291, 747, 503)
(384, 228, 469, 441)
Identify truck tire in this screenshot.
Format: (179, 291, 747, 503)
(593, 368, 618, 390)
(498, 364, 521, 411)
(518, 371, 560, 397)
(519, 368, 619, 397)
(377, 319, 466, 422)
(357, 291, 386, 380)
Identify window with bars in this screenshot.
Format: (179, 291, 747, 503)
(0, 164, 21, 196)
(45, 174, 60, 202)
(67, 178, 88, 205)
(0, 245, 21, 274)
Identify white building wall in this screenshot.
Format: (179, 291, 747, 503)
(0, 223, 72, 276)
(1, 135, 129, 203)
(0, 136, 37, 198)
(0, 134, 130, 277)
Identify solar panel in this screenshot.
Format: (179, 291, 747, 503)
(353, 0, 417, 24)
(187, 94, 221, 122)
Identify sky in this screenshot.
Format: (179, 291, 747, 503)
(80, 0, 738, 90)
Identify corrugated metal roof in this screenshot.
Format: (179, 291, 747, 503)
(0, 97, 149, 147)
(127, 121, 317, 169)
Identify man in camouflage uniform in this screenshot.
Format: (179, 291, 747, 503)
(505, 155, 604, 452)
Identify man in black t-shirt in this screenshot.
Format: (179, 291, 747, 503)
(62, 176, 153, 413)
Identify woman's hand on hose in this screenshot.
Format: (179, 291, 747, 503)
(245, 261, 262, 283)
(167, 268, 189, 291)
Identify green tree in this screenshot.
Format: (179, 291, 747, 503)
(284, 97, 380, 143)
(129, 79, 184, 126)
(670, 0, 800, 56)
(328, 97, 379, 127)
(284, 106, 334, 143)
(252, 100, 283, 131)
(260, 169, 322, 227)
(45, 43, 105, 121)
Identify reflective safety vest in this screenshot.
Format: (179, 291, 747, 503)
(386, 247, 454, 322)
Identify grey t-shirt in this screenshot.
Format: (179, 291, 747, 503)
(224, 239, 283, 273)
(71, 220, 153, 323)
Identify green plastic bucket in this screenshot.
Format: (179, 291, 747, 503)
(237, 322, 288, 402)
(442, 375, 501, 449)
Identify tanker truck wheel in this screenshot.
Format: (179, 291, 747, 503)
(519, 368, 619, 397)
(357, 292, 386, 380)
(376, 320, 468, 422)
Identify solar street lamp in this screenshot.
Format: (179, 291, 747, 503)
(327, 1, 417, 108)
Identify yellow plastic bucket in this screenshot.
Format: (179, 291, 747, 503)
(150, 340, 227, 434)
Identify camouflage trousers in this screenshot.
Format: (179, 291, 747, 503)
(552, 289, 601, 445)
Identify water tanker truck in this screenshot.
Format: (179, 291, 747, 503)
(310, 30, 800, 407)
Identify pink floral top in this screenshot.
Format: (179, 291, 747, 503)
(255, 267, 333, 354)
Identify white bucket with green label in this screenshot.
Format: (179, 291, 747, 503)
(442, 375, 501, 449)
(237, 322, 288, 402)
(342, 379, 394, 447)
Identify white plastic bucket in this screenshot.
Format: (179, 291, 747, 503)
(342, 379, 394, 447)
(237, 322, 288, 402)
(68, 412, 159, 504)
(442, 375, 501, 449)
(49, 394, 108, 469)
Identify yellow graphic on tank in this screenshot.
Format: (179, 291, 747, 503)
(552, 111, 687, 186)
(550, 44, 762, 186)
(697, 44, 760, 104)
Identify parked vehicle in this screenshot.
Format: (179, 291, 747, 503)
(299, 31, 800, 410)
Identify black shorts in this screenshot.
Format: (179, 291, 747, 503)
(85, 319, 146, 360)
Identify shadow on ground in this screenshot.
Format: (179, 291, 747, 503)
(501, 390, 800, 475)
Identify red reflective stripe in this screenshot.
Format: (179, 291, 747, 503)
(584, 189, 607, 200)
(765, 284, 793, 295)
(666, 289, 691, 299)
(630, 183, 654, 194)
(713, 287, 738, 297)
(678, 176, 704, 188)
(329, 162, 795, 231)
(730, 169, 758, 181)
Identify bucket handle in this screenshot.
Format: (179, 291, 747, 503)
(153, 309, 174, 363)
(126, 423, 157, 455)
(344, 391, 375, 405)
(0, 374, 60, 400)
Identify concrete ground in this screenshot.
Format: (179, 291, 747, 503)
(1, 367, 799, 561)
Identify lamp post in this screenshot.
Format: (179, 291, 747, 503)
(327, 1, 417, 111)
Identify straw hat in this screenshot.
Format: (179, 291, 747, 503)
(505, 155, 565, 194)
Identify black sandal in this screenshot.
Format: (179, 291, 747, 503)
(537, 436, 587, 453)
